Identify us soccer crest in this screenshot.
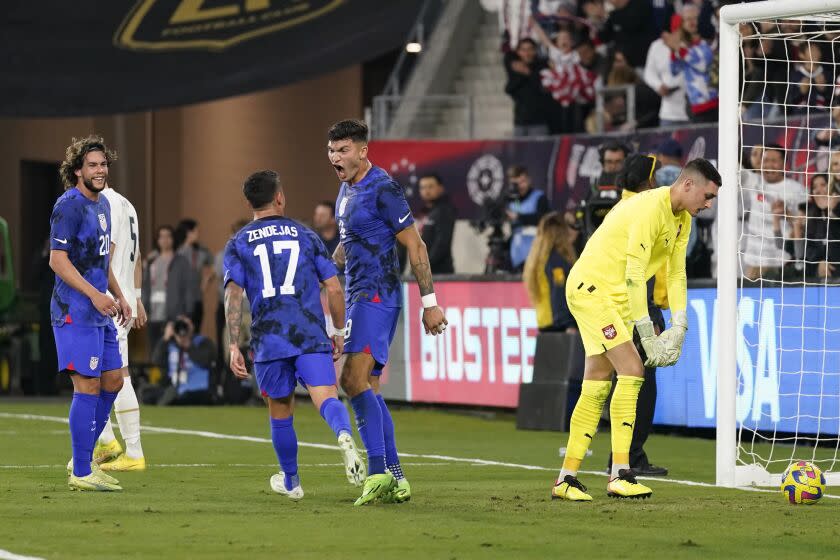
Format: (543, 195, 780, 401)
(98, 213, 108, 232)
(602, 324, 617, 340)
(89, 356, 99, 370)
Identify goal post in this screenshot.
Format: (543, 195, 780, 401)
(718, 0, 840, 488)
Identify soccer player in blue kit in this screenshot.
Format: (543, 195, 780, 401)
(223, 170, 365, 501)
(328, 120, 449, 506)
(50, 136, 132, 492)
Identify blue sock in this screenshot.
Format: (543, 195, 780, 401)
(376, 394, 404, 480)
(69, 392, 98, 477)
(270, 416, 298, 490)
(350, 389, 386, 474)
(319, 397, 352, 438)
(91, 389, 119, 463)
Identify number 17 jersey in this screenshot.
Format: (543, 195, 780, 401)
(223, 216, 338, 362)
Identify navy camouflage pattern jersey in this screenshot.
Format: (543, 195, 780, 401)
(49, 188, 112, 327)
(335, 165, 414, 306)
(223, 216, 337, 362)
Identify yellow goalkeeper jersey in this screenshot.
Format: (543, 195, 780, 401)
(573, 186, 691, 320)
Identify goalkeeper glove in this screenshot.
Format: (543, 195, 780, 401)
(658, 310, 688, 366)
(635, 316, 669, 368)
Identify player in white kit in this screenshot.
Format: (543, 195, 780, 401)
(94, 183, 148, 471)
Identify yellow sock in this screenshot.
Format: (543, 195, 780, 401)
(560, 379, 611, 477)
(610, 375, 644, 475)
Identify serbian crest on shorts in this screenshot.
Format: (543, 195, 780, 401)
(89, 356, 99, 370)
(602, 324, 617, 340)
(98, 213, 108, 232)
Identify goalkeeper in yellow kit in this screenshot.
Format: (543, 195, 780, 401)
(552, 158, 721, 501)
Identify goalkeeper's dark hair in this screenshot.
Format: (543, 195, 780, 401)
(617, 154, 657, 193)
(328, 119, 369, 144)
(243, 170, 282, 209)
(683, 158, 722, 187)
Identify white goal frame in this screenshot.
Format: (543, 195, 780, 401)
(717, 0, 840, 487)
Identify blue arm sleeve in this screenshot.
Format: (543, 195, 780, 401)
(378, 180, 414, 233)
(49, 198, 82, 251)
(312, 233, 338, 282)
(222, 238, 245, 289)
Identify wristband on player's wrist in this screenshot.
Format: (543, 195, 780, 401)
(421, 293, 438, 309)
(136, 289, 142, 298)
(333, 326, 348, 337)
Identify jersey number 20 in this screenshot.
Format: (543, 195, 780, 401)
(253, 240, 300, 298)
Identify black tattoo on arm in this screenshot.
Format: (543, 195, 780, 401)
(224, 283, 244, 347)
(410, 247, 435, 297)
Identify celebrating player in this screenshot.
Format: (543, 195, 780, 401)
(552, 159, 720, 501)
(93, 181, 148, 471)
(327, 119, 448, 506)
(223, 170, 365, 501)
(51, 136, 132, 492)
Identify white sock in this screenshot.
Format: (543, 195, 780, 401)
(611, 463, 630, 480)
(557, 469, 576, 483)
(115, 376, 144, 459)
(98, 417, 116, 444)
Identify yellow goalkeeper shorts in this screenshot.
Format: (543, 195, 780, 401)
(566, 273, 634, 357)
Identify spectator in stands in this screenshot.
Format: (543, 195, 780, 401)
(312, 200, 340, 256)
(523, 212, 578, 333)
(575, 37, 607, 123)
(151, 316, 216, 406)
(829, 150, 840, 192)
(144, 225, 193, 359)
(606, 153, 668, 477)
(417, 173, 456, 274)
(741, 24, 787, 121)
(814, 105, 840, 148)
(590, 140, 629, 199)
(644, 16, 690, 127)
(505, 38, 552, 137)
(507, 165, 550, 270)
(596, 0, 656, 69)
(799, 173, 840, 278)
(789, 42, 829, 111)
(655, 138, 683, 186)
(530, 17, 579, 69)
(742, 145, 808, 280)
(664, 3, 719, 123)
(604, 51, 661, 130)
(175, 218, 215, 331)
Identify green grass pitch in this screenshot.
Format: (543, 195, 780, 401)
(1, 400, 838, 559)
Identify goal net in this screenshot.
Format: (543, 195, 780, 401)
(718, 0, 840, 487)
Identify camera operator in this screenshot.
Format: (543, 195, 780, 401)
(590, 141, 630, 201)
(507, 165, 550, 271)
(150, 315, 216, 405)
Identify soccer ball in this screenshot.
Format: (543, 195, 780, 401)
(780, 461, 826, 505)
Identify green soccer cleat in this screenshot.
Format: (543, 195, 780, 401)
(607, 469, 652, 500)
(353, 473, 396, 507)
(379, 477, 411, 503)
(68, 472, 122, 492)
(93, 439, 123, 465)
(67, 458, 121, 486)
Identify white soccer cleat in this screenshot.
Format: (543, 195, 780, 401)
(270, 473, 304, 501)
(338, 432, 366, 487)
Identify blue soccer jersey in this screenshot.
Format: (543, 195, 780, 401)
(49, 188, 112, 327)
(335, 165, 414, 306)
(223, 216, 338, 362)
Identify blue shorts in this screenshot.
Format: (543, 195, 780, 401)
(344, 302, 400, 373)
(254, 352, 337, 399)
(53, 321, 122, 378)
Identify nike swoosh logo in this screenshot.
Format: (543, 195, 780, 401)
(398, 212, 411, 224)
(54, 238, 68, 244)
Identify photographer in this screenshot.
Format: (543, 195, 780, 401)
(150, 316, 216, 405)
(590, 141, 630, 201)
(507, 165, 550, 270)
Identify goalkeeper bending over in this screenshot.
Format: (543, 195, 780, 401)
(552, 158, 721, 501)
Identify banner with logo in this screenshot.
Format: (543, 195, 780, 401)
(1, 0, 422, 116)
(402, 281, 537, 407)
(656, 286, 840, 435)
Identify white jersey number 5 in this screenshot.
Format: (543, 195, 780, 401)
(253, 240, 300, 298)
